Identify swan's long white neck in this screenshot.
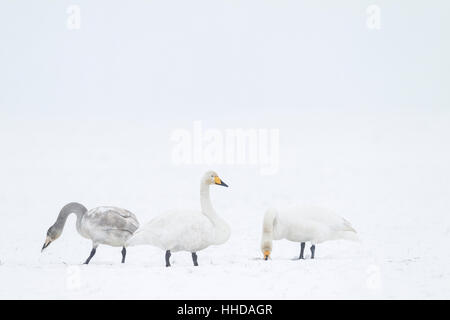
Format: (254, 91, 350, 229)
(200, 182, 230, 245)
(261, 208, 280, 253)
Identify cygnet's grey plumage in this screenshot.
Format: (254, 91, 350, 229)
(42, 202, 139, 264)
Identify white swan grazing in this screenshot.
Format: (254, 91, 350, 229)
(261, 206, 358, 260)
(126, 171, 230, 267)
(42, 202, 140, 264)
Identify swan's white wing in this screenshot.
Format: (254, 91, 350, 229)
(127, 210, 214, 251)
(278, 206, 357, 243)
(285, 206, 355, 232)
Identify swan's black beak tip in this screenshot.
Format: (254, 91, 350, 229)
(41, 241, 51, 252)
(216, 180, 228, 187)
(214, 176, 228, 188)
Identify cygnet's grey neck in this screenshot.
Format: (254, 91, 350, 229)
(53, 202, 88, 233)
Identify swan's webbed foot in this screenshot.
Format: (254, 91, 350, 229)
(165, 250, 171, 267)
(121, 247, 127, 264)
(192, 252, 198, 266)
(84, 247, 97, 265)
(310, 245, 315, 259)
(299, 242, 305, 259)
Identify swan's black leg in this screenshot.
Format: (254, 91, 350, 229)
(165, 250, 171, 267)
(84, 247, 97, 265)
(299, 242, 305, 259)
(310, 245, 316, 259)
(121, 247, 127, 263)
(192, 252, 198, 266)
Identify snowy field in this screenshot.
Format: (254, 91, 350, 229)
(1, 1, 450, 299)
(1, 112, 449, 299)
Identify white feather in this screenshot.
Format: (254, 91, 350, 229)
(261, 206, 358, 257)
(126, 171, 230, 254)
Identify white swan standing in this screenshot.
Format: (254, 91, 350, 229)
(261, 206, 358, 260)
(126, 171, 230, 267)
(42, 202, 140, 264)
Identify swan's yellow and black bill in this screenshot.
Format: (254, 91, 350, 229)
(263, 250, 270, 260)
(214, 176, 228, 187)
(41, 237, 52, 252)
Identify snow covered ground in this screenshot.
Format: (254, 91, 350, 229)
(0, 112, 449, 299)
(1, 1, 450, 299)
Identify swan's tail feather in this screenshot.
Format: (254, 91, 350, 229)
(125, 229, 148, 247)
(338, 217, 359, 241)
(340, 230, 360, 242)
(342, 218, 356, 233)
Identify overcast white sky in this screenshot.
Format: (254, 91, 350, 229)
(0, 1, 449, 123)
